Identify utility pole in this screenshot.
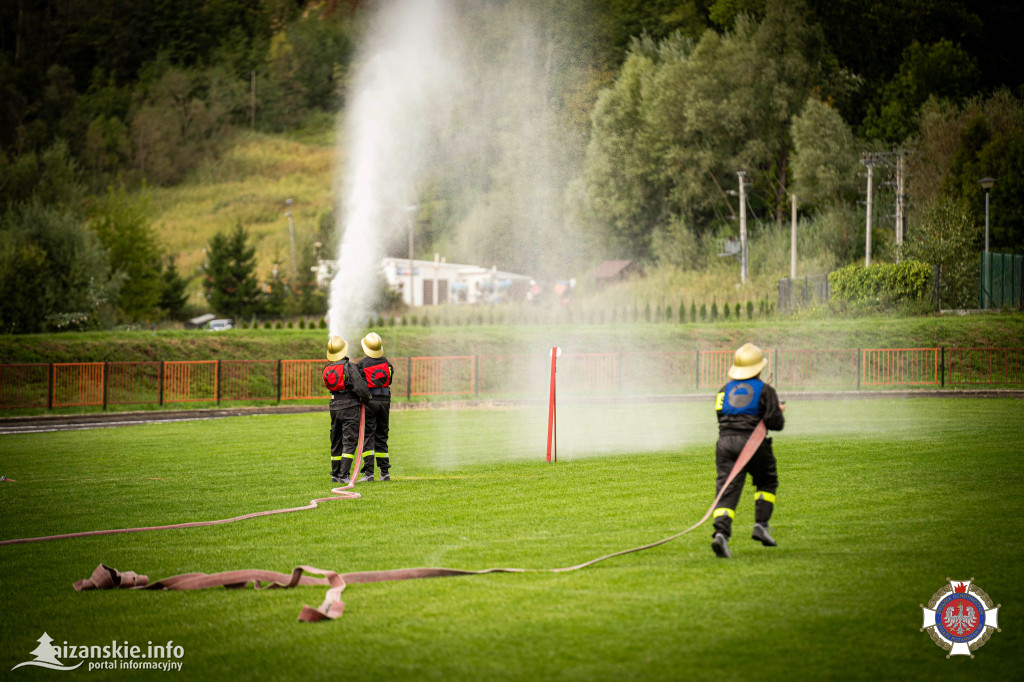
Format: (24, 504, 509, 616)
(738, 170, 748, 284)
(405, 205, 418, 307)
(895, 150, 905, 254)
(285, 198, 296, 280)
(790, 194, 797, 279)
(861, 155, 876, 267)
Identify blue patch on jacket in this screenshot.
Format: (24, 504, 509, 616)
(721, 379, 763, 415)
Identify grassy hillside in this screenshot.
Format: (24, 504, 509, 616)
(145, 121, 339, 303)
(2, 314, 1022, 363)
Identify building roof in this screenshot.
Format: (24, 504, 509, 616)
(590, 260, 635, 279)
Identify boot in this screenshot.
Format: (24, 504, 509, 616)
(337, 456, 354, 485)
(377, 455, 390, 481)
(752, 523, 777, 547)
(711, 533, 731, 558)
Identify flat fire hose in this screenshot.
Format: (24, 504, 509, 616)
(9, 418, 769, 621)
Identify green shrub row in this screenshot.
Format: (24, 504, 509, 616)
(829, 261, 933, 306)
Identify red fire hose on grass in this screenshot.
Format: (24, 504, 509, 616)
(4, 414, 769, 622)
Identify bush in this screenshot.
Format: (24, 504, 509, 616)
(746, 301, 754, 319)
(734, 303, 741, 318)
(665, 304, 672, 322)
(318, 319, 327, 329)
(275, 321, 283, 329)
(264, 321, 271, 329)
(723, 302, 730, 319)
(829, 261, 933, 309)
(690, 302, 697, 322)
(700, 303, 707, 321)
(299, 318, 306, 329)
(287, 320, 294, 329)
(711, 301, 719, 321)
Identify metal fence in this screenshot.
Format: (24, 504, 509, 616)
(947, 347, 1024, 385)
(778, 274, 830, 313)
(861, 348, 940, 386)
(409, 356, 475, 396)
(2, 348, 1022, 411)
(980, 252, 1023, 310)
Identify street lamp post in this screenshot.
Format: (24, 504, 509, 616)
(979, 178, 995, 254)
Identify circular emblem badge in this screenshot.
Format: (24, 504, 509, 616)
(369, 368, 389, 386)
(935, 593, 985, 642)
(727, 382, 754, 408)
(920, 579, 1000, 658)
(324, 368, 341, 390)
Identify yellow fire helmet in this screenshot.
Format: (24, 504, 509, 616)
(326, 336, 348, 362)
(728, 342, 768, 380)
(361, 332, 384, 358)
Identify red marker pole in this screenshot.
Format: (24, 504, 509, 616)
(546, 346, 560, 463)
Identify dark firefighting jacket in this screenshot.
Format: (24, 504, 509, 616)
(323, 357, 370, 408)
(356, 356, 395, 398)
(715, 377, 785, 436)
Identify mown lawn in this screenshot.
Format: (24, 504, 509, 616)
(1, 398, 1022, 680)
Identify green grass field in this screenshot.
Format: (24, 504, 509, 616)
(1, 398, 1022, 680)
(3, 314, 1024, 364)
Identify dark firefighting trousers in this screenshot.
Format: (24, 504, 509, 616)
(330, 402, 363, 480)
(359, 396, 391, 477)
(712, 432, 778, 538)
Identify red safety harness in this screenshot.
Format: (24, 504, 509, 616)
(362, 361, 391, 388)
(322, 362, 346, 392)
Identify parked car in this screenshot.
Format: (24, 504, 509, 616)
(206, 319, 234, 331)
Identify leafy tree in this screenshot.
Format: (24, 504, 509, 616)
(0, 200, 120, 332)
(790, 97, 860, 207)
(908, 90, 1024, 250)
(861, 40, 979, 143)
(903, 198, 979, 308)
(585, 0, 836, 265)
(90, 185, 163, 321)
(584, 48, 664, 260)
(203, 223, 262, 319)
(0, 139, 86, 210)
(130, 65, 230, 185)
(159, 257, 190, 320)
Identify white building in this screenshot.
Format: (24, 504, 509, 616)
(381, 255, 532, 306)
(311, 255, 533, 306)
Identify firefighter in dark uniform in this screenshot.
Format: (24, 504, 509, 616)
(355, 332, 394, 482)
(323, 336, 370, 485)
(711, 343, 786, 558)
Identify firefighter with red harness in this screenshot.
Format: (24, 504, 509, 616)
(355, 332, 394, 482)
(323, 336, 370, 485)
(711, 343, 786, 558)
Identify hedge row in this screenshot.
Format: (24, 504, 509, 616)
(829, 261, 932, 306)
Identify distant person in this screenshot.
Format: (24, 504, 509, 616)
(322, 336, 369, 485)
(355, 332, 395, 482)
(711, 343, 786, 558)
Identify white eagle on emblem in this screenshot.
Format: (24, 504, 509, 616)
(943, 603, 978, 636)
